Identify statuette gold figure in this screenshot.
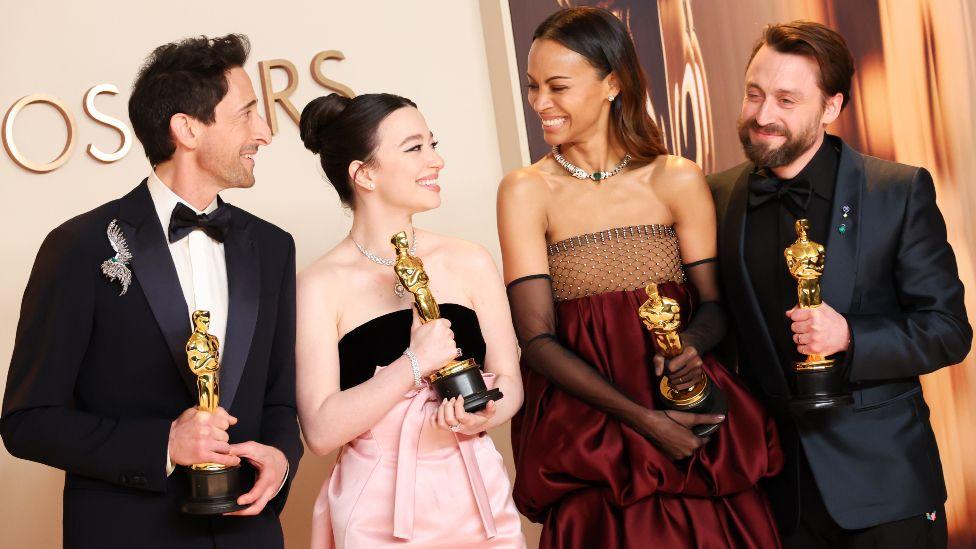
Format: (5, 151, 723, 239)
(784, 219, 853, 413)
(390, 231, 502, 412)
(181, 310, 245, 514)
(785, 219, 826, 310)
(638, 283, 726, 436)
(187, 310, 221, 416)
(393, 231, 439, 322)
(640, 283, 709, 408)
(785, 220, 832, 370)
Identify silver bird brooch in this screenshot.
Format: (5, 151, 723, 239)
(100, 219, 132, 295)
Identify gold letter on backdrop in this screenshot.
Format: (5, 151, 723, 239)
(84, 84, 132, 163)
(311, 50, 355, 98)
(2, 94, 76, 173)
(258, 59, 300, 135)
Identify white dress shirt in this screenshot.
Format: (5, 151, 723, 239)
(149, 172, 227, 477)
(148, 173, 287, 494)
(147, 171, 229, 348)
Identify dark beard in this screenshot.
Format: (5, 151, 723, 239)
(737, 116, 820, 168)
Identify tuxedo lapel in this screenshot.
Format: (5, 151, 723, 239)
(719, 166, 791, 397)
(115, 180, 197, 398)
(820, 142, 864, 313)
(218, 207, 260, 411)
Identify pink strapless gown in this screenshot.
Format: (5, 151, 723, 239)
(311, 372, 526, 548)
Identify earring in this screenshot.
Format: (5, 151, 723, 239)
(608, 95, 616, 102)
(367, 183, 376, 190)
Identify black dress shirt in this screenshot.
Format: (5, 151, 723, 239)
(744, 134, 841, 376)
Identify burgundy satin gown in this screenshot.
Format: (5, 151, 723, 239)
(511, 225, 783, 548)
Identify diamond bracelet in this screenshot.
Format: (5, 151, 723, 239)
(402, 348, 422, 389)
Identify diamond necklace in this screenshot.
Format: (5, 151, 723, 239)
(552, 145, 632, 182)
(351, 228, 416, 297)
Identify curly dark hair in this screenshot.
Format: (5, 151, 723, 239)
(128, 34, 250, 166)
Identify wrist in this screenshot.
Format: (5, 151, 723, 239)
(621, 403, 652, 429)
(402, 348, 423, 389)
(167, 420, 176, 457)
(838, 313, 852, 352)
(630, 408, 668, 441)
(678, 334, 700, 355)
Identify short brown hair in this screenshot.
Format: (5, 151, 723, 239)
(748, 21, 855, 109)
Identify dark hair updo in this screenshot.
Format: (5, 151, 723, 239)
(300, 93, 417, 207)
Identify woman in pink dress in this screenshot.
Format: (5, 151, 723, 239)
(296, 92, 526, 548)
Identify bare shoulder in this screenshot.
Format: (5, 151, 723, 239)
(297, 244, 355, 299)
(661, 154, 706, 185)
(644, 154, 708, 197)
(423, 230, 497, 273)
(498, 164, 551, 201)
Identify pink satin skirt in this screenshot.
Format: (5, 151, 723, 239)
(311, 373, 525, 548)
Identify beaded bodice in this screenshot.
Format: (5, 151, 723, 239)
(547, 224, 685, 302)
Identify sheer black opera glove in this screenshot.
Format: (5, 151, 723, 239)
(506, 275, 655, 431)
(654, 258, 727, 391)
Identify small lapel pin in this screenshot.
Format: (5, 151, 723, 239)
(838, 205, 852, 234)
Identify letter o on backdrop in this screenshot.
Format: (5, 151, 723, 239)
(3, 94, 77, 173)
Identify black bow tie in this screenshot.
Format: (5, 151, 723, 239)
(168, 202, 231, 243)
(747, 172, 813, 217)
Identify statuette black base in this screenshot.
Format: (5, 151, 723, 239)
(461, 388, 503, 413)
(181, 465, 247, 515)
(790, 366, 853, 415)
(430, 364, 503, 413)
(658, 377, 728, 438)
(686, 384, 727, 438)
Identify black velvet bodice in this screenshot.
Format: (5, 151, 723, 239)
(337, 304, 486, 390)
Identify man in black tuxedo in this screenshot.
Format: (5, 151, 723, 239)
(708, 21, 971, 549)
(1, 34, 302, 548)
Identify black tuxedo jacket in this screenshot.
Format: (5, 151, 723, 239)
(708, 140, 971, 532)
(1, 181, 303, 549)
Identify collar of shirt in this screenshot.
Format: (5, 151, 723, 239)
(146, 170, 220, 234)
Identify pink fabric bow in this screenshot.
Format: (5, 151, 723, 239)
(393, 384, 498, 540)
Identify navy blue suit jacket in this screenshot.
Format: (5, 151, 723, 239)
(2, 181, 303, 549)
(708, 140, 971, 532)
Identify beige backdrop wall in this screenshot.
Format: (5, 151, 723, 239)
(0, 1, 541, 547)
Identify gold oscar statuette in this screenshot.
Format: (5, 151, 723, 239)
(784, 220, 853, 413)
(639, 283, 708, 407)
(180, 310, 245, 515)
(391, 231, 502, 412)
(639, 283, 726, 437)
(785, 219, 833, 369)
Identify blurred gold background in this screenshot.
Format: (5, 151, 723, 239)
(507, 1, 976, 546)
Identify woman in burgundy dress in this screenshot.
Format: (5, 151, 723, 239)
(497, 8, 782, 548)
